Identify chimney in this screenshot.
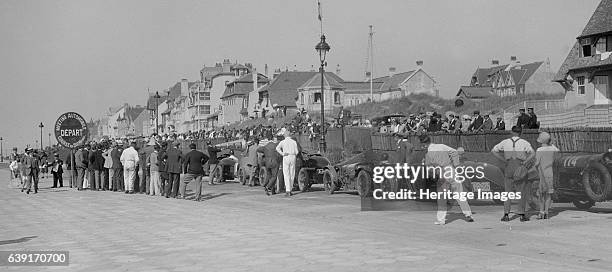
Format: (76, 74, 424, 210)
(336, 64, 341, 76)
(416, 60, 423, 67)
(388, 67, 396, 77)
(222, 59, 231, 73)
(273, 68, 281, 80)
(365, 71, 371, 81)
(180, 79, 188, 97)
(265, 64, 269, 77)
(510, 56, 517, 62)
(492, 59, 499, 65)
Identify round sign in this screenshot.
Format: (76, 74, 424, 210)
(54, 112, 89, 149)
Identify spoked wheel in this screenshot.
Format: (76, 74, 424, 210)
(582, 162, 612, 202)
(323, 170, 335, 194)
(356, 171, 372, 197)
(298, 168, 310, 192)
(572, 199, 595, 210)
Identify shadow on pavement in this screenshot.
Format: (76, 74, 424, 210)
(0, 236, 37, 245)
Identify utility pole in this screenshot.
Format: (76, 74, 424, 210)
(369, 25, 374, 102)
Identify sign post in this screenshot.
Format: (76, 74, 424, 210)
(54, 112, 88, 188)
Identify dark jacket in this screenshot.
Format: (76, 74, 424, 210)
(111, 147, 123, 169)
(527, 114, 538, 129)
(94, 149, 105, 170)
(164, 147, 183, 174)
(516, 113, 530, 128)
(51, 158, 64, 174)
(139, 145, 155, 169)
(158, 150, 168, 179)
(207, 145, 222, 164)
(183, 150, 209, 175)
(76, 149, 89, 169)
(495, 120, 506, 130)
(468, 115, 483, 131)
(257, 142, 281, 168)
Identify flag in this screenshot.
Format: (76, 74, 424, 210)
(317, 0, 322, 21)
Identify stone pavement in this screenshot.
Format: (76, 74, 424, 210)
(1, 168, 612, 272)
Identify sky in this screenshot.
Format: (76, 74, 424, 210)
(0, 0, 602, 150)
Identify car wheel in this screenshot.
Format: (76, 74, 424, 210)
(356, 171, 372, 197)
(298, 168, 309, 192)
(582, 162, 612, 202)
(572, 199, 595, 210)
(323, 170, 334, 194)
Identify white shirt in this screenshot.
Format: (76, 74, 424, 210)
(276, 137, 299, 156)
(491, 136, 534, 160)
(425, 143, 460, 167)
(120, 146, 140, 170)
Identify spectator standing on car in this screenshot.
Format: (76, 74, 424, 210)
(491, 126, 535, 222)
(534, 132, 559, 220)
(420, 135, 474, 225)
(276, 130, 299, 197)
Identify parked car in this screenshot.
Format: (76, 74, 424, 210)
(296, 151, 334, 192)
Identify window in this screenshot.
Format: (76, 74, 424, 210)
(314, 92, 321, 103)
(333, 92, 340, 104)
(199, 105, 210, 115)
(596, 36, 608, 54)
(300, 93, 304, 105)
(580, 38, 592, 57)
(199, 92, 210, 101)
(577, 76, 586, 95)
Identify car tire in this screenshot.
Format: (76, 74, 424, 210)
(572, 199, 595, 210)
(356, 170, 372, 197)
(582, 162, 612, 202)
(298, 168, 309, 192)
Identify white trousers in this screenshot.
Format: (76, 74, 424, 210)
(282, 155, 296, 193)
(437, 181, 472, 222)
(150, 171, 162, 196)
(124, 168, 136, 191)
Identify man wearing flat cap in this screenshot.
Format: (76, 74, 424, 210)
(467, 110, 483, 132)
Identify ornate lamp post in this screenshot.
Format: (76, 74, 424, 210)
(48, 133, 51, 148)
(154, 91, 161, 135)
(38, 122, 44, 150)
(315, 34, 330, 153)
(0, 137, 3, 162)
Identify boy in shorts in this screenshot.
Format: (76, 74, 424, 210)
(534, 132, 559, 219)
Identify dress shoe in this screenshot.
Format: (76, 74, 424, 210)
(434, 220, 445, 225)
(51, 186, 57, 188)
(520, 215, 530, 222)
(124, 191, 129, 194)
(465, 216, 474, 222)
(26, 189, 30, 194)
(21, 188, 24, 192)
(500, 214, 510, 222)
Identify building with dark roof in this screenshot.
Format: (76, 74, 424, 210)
(462, 57, 563, 100)
(555, 0, 612, 108)
(220, 71, 269, 124)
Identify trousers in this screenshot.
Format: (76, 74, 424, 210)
(150, 171, 162, 196)
(180, 173, 203, 199)
(138, 167, 150, 194)
(436, 178, 472, 222)
(166, 173, 180, 197)
(77, 167, 86, 189)
(112, 168, 123, 191)
(264, 165, 279, 192)
(52, 171, 63, 187)
(282, 155, 296, 193)
(124, 168, 136, 192)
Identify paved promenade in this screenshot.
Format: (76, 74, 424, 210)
(1, 168, 611, 271)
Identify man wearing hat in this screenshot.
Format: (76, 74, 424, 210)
(74, 145, 88, 191)
(481, 114, 493, 131)
(275, 130, 299, 196)
(467, 110, 483, 132)
(120, 141, 140, 194)
(534, 131, 558, 219)
(50, 153, 64, 188)
(163, 141, 183, 198)
(494, 116, 506, 130)
(180, 143, 209, 201)
(206, 141, 222, 185)
(22, 148, 40, 194)
(138, 137, 156, 194)
(245, 138, 260, 187)
(111, 141, 124, 192)
(421, 135, 474, 225)
(257, 136, 281, 195)
(527, 107, 538, 129)
(491, 126, 535, 222)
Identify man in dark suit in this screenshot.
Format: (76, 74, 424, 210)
(257, 136, 282, 195)
(138, 138, 155, 194)
(206, 141, 222, 185)
(164, 141, 183, 198)
(516, 108, 530, 129)
(467, 110, 483, 132)
(22, 148, 40, 194)
(51, 153, 64, 188)
(75, 145, 89, 191)
(111, 141, 124, 192)
(158, 141, 169, 196)
(495, 117, 506, 130)
(527, 107, 538, 129)
(181, 143, 209, 201)
(89, 143, 103, 190)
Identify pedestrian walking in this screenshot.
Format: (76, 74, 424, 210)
(120, 141, 140, 194)
(276, 130, 299, 196)
(534, 132, 559, 219)
(420, 135, 474, 225)
(180, 143, 209, 201)
(491, 126, 535, 222)
(148, 144, 162, 196)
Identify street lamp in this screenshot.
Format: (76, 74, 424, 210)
(48, 133, 51, 148)
(154, 91, 161, 135)
(315, 34, 330, 153)
(0, 137, 3, 162)
(38, 122, 44, 150)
